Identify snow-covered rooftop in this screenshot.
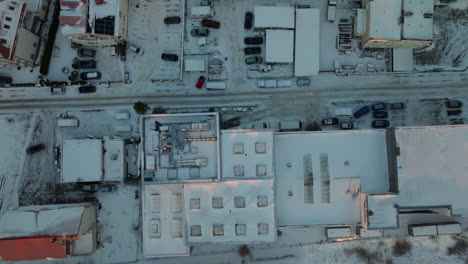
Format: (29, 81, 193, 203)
(184, 179, 276, 244)
(402, 0, 434, 40)
(366, 194, 399, 229)
(220, 130, 274, 179)
(265, 30, 294, 63)
(367, 0, 402, 40)
(62, 139, 103, 183)
(103, 139, 126, 181)
(142, 184, 189, 257)
(294, 8, 320, 76)
(254, 6, 295, 29)
(274, 131, 389, 226)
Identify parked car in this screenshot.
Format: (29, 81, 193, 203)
(244, 37, 263, 45)
(128, 43, 144, 55)
(321, 118, 339, 125)
(0, 75, 12, 85)
(340, 122, 355, 130)
(201, 19, 220, 29)
(191, 28, 209, 37)
(161, 53, 179, 61)
(446, 100, 463, 108)
(100, 184, 117, 192)
(252, 122, 270, 129)
(245, 56, 263, 65)
(200, 0, 213, 7)
(390, 102, 405, 110)
(196, 76, 206, 89)
(82, 184, 99, 192)
(50, 86, 65, 94)
(77, 48, 96, 57)
(372, 120, 390, 128)
(80, 71, 101, 80)
(371, 102, 388, 111)
(72, 59, 96, 69)
(79, 85, 96, 93)
(373, 111, 388, 118)
(447, 110, 462, 116)
(297, 79, 311, 86)
(164, 16, 181, 24)
(27, 143, 46, 154)
(244, 12, 253, 29)
(353, 106, 370, 118)
(244, 47, 261, 55)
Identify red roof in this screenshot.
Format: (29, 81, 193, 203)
(0, 237, 70, 261)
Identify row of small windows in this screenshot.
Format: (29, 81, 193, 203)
(190, 223, 269, 237)
(233, 143, 267, 155)
(190, 196, 268, 209)
(233, 164, 267, 177)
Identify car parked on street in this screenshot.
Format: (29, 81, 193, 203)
(340, 122, 355, 130)
(244, 12, 253, 29)
(0, 75, 12, 85)
(371, 102, 388, 111)
(82, 184, 99, 192)
(128, 43, 144, 55)
(195, 76, 206, 88)
(200, 0, 213, 7)
(50, 86, 65, 95)
(77, 48, 96, 57)
(372, 120, 390, 128)
(100, 184, 117, 192)
(447, 110, 462, 116)
(321, 118, 339, 125)
(446, 100, 463, 108)
(80, 71, 101, 80)
(245, 56, 263, 65)
(373, 111, 388, 118)
(353, 106, 370, 118)
(161, 53, 179, 61)
(244, 47, 261, 55)
(201, 19, 220, 29)
(79, 85, 96, 93)
(390, 102, 405, 110)
(244, 37, 263, 45)
(191, 28, 209, 37)
(72, 59, 96, 69)
(27, 143, 46, 154)
(164, 16, 181, 24)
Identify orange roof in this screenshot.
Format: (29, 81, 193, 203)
(0, 237, 69, 261)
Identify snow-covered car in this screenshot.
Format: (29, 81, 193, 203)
(191, 28, 209, 37)
(245, 56, 263, 65)
(77, 48, 96, 57)
(80, 71, 101, 80)
(250, 122, 270, 129)
(128, 43, 144, 55)
(50, 86, 65, 95)
(340, 122, 356, 130)
(371, 120, 390, 128)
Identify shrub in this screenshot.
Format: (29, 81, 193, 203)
(447, 238, 468, 256)
(392, 240, 412, 257)
(344, 247, 382, 264)
(133, 101, 149, 115)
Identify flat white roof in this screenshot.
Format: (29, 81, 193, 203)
(402, 0, 434, 40)
(185, 59, 205, 72)
(294, 9, 320, 77)
(254, 6, 295, 29)
(142, 184, 189, 257)
(62, 139, 103, 182)
(220, 130, 274, 179)
(393, 48, 414, 72)
(367, 0, 402, 40)
(274, 131, 389, 226)
(103, 139, 125, 181)
(394, 125, 468, 216)
(367, 194, 398, 229)
(266, 30, 294, 63)
(184, 180, 276, 244)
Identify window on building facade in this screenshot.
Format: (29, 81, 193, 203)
(212, 197, 223, 209)
(234, 196, 245, 208)
(213, 224, 224, 236)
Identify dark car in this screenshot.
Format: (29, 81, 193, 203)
(27, 143, 46, 154)
(164, 16, 181, 24)
(353, 106, 370, 118)
(372, 120, 390, 128)
(80, 71, 101, 80)
(244, 47, 261, 55)
(0, 75, 12, 85)
(445, 100, 463, 108)
(100, 184, 117, 192)
(191, 28, 209, 37)
(340, 122, 355, 130)
(72, 59, 96, 69)
(161, 53, 179, 61)
(201, 19, 220, 29)
(371, 102, 388, 111)
(245, 56, 263, 65)
(195, 76, 206, 89)
(221, 117, 240, 129)
(244, 12, 253, 29)
(79, 85, 96, 93)
(390, 102, 405, 110)
(373, 111, 388, 118)
(77, 48, 96, 57)
(321, 118, 339, 125)
(447, 110, 462, 116)
(244, 37, 263, 45)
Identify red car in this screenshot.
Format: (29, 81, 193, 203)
(195, 76, 206, 89)
(201, 19, 220, 29)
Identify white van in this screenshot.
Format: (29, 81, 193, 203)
(279, 120, 302, 131)
(115, 125, 132, 132)
(327, 1, 337, 22)
(58, 118, 79, 127)
(115, 112, 130, 120)
(206, 81, 226, 90)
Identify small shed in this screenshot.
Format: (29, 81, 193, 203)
(185, 59, 206, 72)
